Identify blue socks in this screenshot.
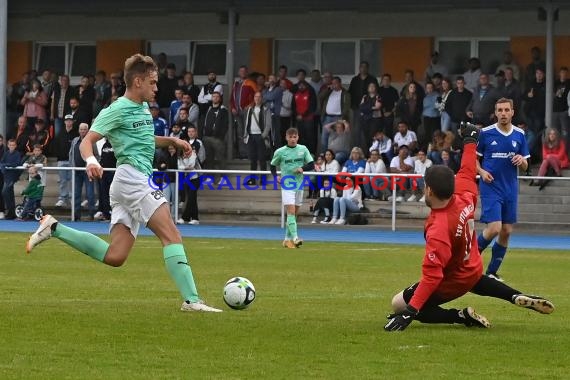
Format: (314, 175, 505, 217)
(486, 242, 507, 275)
(477, 233, 493, 254)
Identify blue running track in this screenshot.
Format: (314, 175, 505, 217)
(1, 220, 569, 250)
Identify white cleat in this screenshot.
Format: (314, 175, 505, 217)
(293, 237, 303, 247)
(181, 300, 223, 312)
(26, 215, 58, 254)
(513, 294, 555, 314)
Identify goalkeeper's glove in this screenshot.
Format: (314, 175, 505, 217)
(384, 305, 418, 332)
(459, 122, 480, 144)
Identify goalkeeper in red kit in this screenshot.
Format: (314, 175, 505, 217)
(384, 123, 555, 332)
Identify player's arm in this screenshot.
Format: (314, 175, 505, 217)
(297, 147, 315, 173)
(270, 150, 281, 178)
(80, 131, 104, 181)
(454, 123, 480, 201)
(155, 136, 192, 157)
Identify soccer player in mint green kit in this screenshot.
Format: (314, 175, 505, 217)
(270, 127, 314, 248)
(26, 54, 222, 312)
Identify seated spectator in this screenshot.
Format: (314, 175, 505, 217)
(363, 149, 388, 201)
(342, 147, 366, 175)
(14, 116, 29, 154)
(169, 124, 182, 139)
(19, 166, 44, 220)
(324, 120, 351, 165)
(323, 149, 341, 174)
(311, 178, 337, 224)
(389, 145, 414, 202)
(427, 130, 445, 164)
(369, 130, 393, 168)
(1, 139, 23, 219)
(421, 82, 441, 147)
(150, 103, 168, 136)
(440, 148, 459, 173)
(408, 148, 433, 202)
(25, 119, 51, 156)
(329, 176, 363, 225)
(309, 153, 325, 199)
(393, 121, 418, 155)
(22, 144, 47, 186)
(532, 127, 568, 190)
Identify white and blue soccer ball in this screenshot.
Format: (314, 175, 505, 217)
(223, 277, 256, 310)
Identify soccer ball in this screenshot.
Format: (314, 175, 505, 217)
(223, 277, 256, 310)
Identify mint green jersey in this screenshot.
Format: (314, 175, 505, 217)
(271, 144, 313, 187)
(90, 97, 155, 176)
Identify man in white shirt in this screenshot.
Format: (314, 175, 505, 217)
(369, 130, 393, 167)
(363, 149, 388, 200)
(389, 145, 415, 202)
(392, 121, 418, 154)
(408, 148, 432, 202)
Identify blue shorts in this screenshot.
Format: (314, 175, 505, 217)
(480, 196, 517, 224)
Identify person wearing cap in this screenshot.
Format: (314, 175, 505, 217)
(53, 114, 79, 207)
(424, 52, 448, 83)
(197, 69, 223, 117)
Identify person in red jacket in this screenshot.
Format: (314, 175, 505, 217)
(293, 81, 317, 153)
(532, 127, 568, 190)
(231, 65, 256, 159)
(384, 123, 554, 332)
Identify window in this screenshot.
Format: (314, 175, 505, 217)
(321, 41, 355, 76)
(436, 38, 510, 75)
(35, 43, 96, 77)
(275, 40, 316, 75)
(192, 43, 226, 75)
(233, 40, 251, 70)
(148, 40, 190, 75)
(360, 40, 381, 77)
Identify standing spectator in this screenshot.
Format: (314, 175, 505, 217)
(94, 137, 116, 221)
(378, 74, 400, 138)
(150, 103, 168, 137)
(525, 47, 546, 86)
(476, 98, 530, 281)
(369, 130, 393, 168)
(321, 77, 351, 151)
(396, 82, 423, 134)
(389, 145, 415, 202)
(524, 68, 547, 135)
(76, 75, 95, 123)
(324, 120, 351, 165)
(231, 65, 256, 159)
(21, 79, 48, 132)
(0, 135, 4, 218)
(463, 58, 482, 92)
(202, 92, 228, 184)
(399, 70, 425, 100)
(157, 63, 178, 116)
(175, 108, 195, 141)
(421, 82, 441, 147)
(50, 75, 76, 138)
(244, 92, 272, 185)
(262, 74, 284, 148)
(349, 62, 379, 145)
(308, 69, 323, 95)
(293, 81, 317, 153)
(25, 119, 51, 155)
(182, 71, 201, 105)
(424, 52, 448, 82)
(552, 67, 570, 138)
(175, 92, 199, 131)
(278, 79, 294, 144)
(359, 82, 382, 147)
(277, 65, 293, 90)
(362, 149, 388, 201)
(436, 78, 453, 133)
(54, 115, 78, 207)
(197, 69, 223, 117)
(496, 51, 521, 82)
(533, 128, 568, 190)
(69, 96, 91, 130)
(168, 88, 184, 127)
(445, 76, 472, 133)
(109, 72, 126, 103)
(291, 69, 310, 94)
(93, 70, 111, 118)
(393, 121, 418, 154)
(178, 125, 204, 224)
(14, 116, 29, 154)
(1, 139, 23, 220)
(408, 148, 432, 202)
(466, 74, 498, 126)
(10, 72, 30, 123)
(69, 123, 98, 221)
(501, 68, 523, 123)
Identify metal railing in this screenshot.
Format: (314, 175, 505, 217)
(3, 165, 570, 231)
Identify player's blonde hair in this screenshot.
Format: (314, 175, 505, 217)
(124, 54, 158, 87)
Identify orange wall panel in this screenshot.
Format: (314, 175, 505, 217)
(382, 37, 433, 82)
(249, 38, 273, 75)
(96, 40, 145, 75)
(7, 41, 32, 84)
(511, 36, 570, 75)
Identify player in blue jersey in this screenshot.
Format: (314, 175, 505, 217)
(476, 98, 530, 281)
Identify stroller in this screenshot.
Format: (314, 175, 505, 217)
(15, 196, 44, 221)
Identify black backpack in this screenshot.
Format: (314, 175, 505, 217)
(347, 214, 368, 225)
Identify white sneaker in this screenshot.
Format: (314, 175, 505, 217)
(26, 215, 58, 253)
(335, 218, 346, 225)
(396, 196, 404, 202)
(293, 237, 303, 247)
(95, 200, 99, 208)
(311, 217, 317, 224)
(407, 194, 417, 202)
(189, 219, 200, 225)
(177, 218, 187, 224)
(81, 200, 88, 208)
(93, 211, 104, 220)
(181, 300, 223, 313)
(329, 218, 338, 224)
(419, 195, 425, 202)
(387, 196, 394, 201)
(55, 200, 65, 207)
(0, 212, 5, 220)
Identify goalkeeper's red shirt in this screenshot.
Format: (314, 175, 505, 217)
(409, 144, 484, 311)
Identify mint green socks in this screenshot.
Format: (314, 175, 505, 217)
(286, 214, 298, 240)
(163, 244, 200, 303)
(53, 223, 108, 262)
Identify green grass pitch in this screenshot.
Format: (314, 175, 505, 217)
(1, 232, 569, 379)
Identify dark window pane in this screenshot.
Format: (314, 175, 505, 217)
(148, 41, 189, 75)
(234, 40, 250, 72)
(37, 45, 65, 75)
(71, 45, 96, 76)
(438, 41, 470, 74)
(275, 40, 315, 75)
(479, 40, 510, 75)
(360, 40, 381, 77)
(194, 44, 226, 75)
(321, 42, 355, 76)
